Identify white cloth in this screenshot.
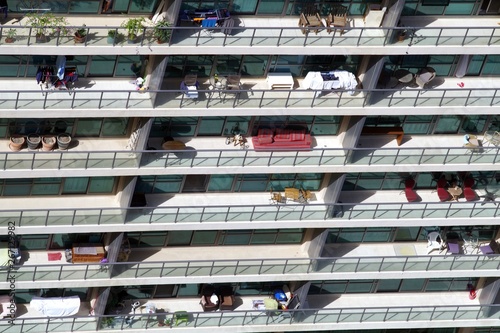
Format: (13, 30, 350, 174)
(30, 296, 80, 317)
(56, 56, 66, 80)
(301, 70, 358, 95)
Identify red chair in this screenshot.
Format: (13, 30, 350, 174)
(436, 177, 448, 188)
(463, 177, 475, 188)
(437, 187, 451, 201)
(404, 178, 418, 202)
(464, 187, 478, 201)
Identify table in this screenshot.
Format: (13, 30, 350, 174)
(266, 72, 294, 89)
(447, 186, 463, 201)
(162, 141, 186, 150)
(483, 131, 500, 147)
(463, 237, 480, 254)
(71, 244, 105, 263)
(394, 69, 414, 84)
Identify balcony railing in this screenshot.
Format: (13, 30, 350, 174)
(0, 200, 498, 228)
(0, 146, 498, 174)
(3, 255, 499, 284)
(2, 87, 500, 111)
(1, 25, 499, 49)
(4, 304, 500, 332)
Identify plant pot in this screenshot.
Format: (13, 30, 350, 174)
(5, 37, 14, 43)
(9, 135, 25, 151)
(127, 35, 137, 44)
(107, 36, 115, 44)
(56, 133, 71, 150)
(74, 33, 86, 43)
(398, 33, 406, 42)
(35, 34, 49, 43)
(41, 136, 56, 151)
(27, 134, 41, 150)
(156, 38, 167, 44)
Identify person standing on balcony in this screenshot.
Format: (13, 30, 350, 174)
(0, 0, 8, 19)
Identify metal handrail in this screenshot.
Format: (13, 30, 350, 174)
(3, 304, 500, 331)
(2, 25, 500, 48)
(0, 146, 497, 174)
(3, 255, 499, 283)
(3, 87, 500, 111)
(0, 200, 498, 227)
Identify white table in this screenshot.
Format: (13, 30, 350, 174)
(266, 72, 294, 89)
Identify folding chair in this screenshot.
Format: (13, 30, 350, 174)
(201, 18, 217, 36)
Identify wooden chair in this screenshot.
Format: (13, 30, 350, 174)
(284, 187, 300, 201)
(298, 5, 323, 35)
(270, 190, 285, 204)
(326, 4, 348, 35)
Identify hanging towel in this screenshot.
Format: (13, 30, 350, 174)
(56, 55, 66, 80)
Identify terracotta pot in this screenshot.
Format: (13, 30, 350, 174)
(5, 37, 14, 43)
(42, 136, 56, 151)
(74, 33, 86, 43)
(9, 135, 25, 151)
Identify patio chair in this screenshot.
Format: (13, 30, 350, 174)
(415, 67, 436, 88)
(403, 178, 419, 202)
(427, 231, 445, 254)
(446, 240, 462, 255)
(298, 4, 323, 35)
(479, 240, 500, 255)
(326, 4, 348, 35)
(270, 189, 285, 204)
(223, 75, 242, 102)
(200, 285, 218, 311)
(437, 187, 451, 201)
(201, 18, 217, 36)
(218, 286, 236, 311)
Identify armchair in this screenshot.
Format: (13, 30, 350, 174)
(218, 286, 235, 311)
(200, 285, 218, 311)
(326, 4, 348, 35)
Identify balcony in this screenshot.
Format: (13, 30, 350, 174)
(1, 77, 499, 117)
(0, 136, 497, 179)
(1, 16, 499, 55)
(6, 295, 500, 333)
(2, 244, 499, 288)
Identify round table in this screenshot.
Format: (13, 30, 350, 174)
(394, 69, 414, 83)
(162, 140, 186, 150)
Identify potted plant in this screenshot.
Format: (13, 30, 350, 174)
(74, 24, 87, 43)
(153, 20, 171, 44)
(41, 135, 56, 151)
(121, 17, 145, 43)
(56, 133, 72, 150)
(9, 135, 25, 151)
(398, 29, 407, 42)
(27, 134, 41, 150)
(107, 29, 121, 44)
(26, 12, 69, 43)
(4, 29, 16, 43)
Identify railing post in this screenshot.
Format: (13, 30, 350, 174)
(58, 264, 63, 281)
(43, 89, 49, 109)
(32, 265, 37, 281)
(378, 257, 385, 272)
(286, 90, 292, 108)
(354, 258, 361, 272)
(209, 260, 215, 276)
(200, 207, 206, 222)
(259, 90, 264, 108)
(465, 89, 472, 106)
(250, 28, 256, 46)
(303, 30, 309, 47)
(217, 150, 223, 167)
(126, 91, 132, 109)
(461, 28, 469, 46)
(492, 89, 499, 106)
(135, 262, 141, 278)
(439, 89, 446, 107)
(225, 206, 230, 222)
(277, 28, 283, 46)
(234, 260, 239, 275)
(293, 151, 299, 166)
(71, 209, 77, 226)
(436, 28, 443, 46)
(99, 91, 104, 109)
(443, 148, 450, 165)
(488, 27, 495, 45)
(98, 209, 103, 225)
(84, 264, 89, 280)
(413, 90, 421, 107)
(311, 91, 317, 108)
(393, 148, 401, 165)
(282, 259, 288, 274)
(58, 151, 63, 170)
(111, 152, 117, 169)
(418, 148, 425, 165)
(185, 260, 190, 276)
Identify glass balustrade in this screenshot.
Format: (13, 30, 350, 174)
(3, 87, 500, 110)
(2, 255, 499, 283)
(0, 146, 497, 173)
(1, 26, 499, 48)
(3, 304, 500, 332)
(0, 199, 498, 227)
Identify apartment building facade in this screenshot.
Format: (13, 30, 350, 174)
(0, 0, 499, 332)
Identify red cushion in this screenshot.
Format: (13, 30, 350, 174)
(290, 131, 306, 141)
(258, 128, 274, 144)
(274, 128, 291, 142)
(258, 136, 273, 144)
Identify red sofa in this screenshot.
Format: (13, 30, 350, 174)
(252, 128, 313, 151)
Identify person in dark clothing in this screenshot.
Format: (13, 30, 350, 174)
(0, 0, 8, 19)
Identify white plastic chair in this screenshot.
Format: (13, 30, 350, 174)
(427, 231, 444, 254)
